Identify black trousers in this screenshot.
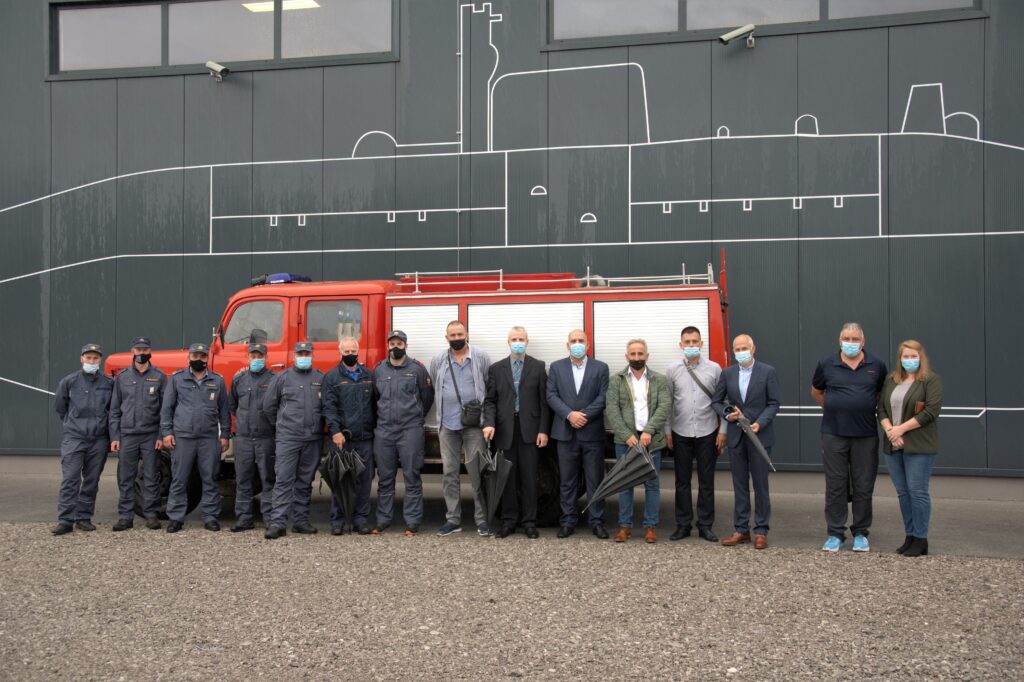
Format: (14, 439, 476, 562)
(821, 433, 879, 538)
(672, 430, 717, 530)
(501, 416, 540, 527)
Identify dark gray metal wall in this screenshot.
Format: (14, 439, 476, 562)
(1, 0, 1021, 474)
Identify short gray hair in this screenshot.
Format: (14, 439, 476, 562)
(840, 322, 864, 337)
(338, 336, 360, 350)
(508, 326, 528, 340)
(626, 338, 648, 351)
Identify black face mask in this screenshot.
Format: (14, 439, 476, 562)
(341, 354, 359, 367)
(190, 359, 207, 372)
(629, 359, 646, 371)
(389, 347, 406, 360)
(134, 353, 151, 365)
(448, 339, 467, 351)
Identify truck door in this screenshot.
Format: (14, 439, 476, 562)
(215, 297, 289, 377)
(299, 296, 369, 372)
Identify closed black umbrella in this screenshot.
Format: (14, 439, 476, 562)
(731, 413, 777, 472)
(583, 444, 658, 512)
(478, 447, 515, 529)
(318, 444, 366, 524)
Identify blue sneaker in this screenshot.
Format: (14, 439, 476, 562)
(852, 534, 870, 552)
(477, 524, 493, 537)
(436, 522, 462, 537)
(822, 536, 843, 552)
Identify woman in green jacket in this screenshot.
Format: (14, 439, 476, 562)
(877, 339, 944, 558)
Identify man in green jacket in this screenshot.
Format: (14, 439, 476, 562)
(604, 339, 672, 543)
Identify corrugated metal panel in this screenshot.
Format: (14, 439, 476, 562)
(390, 304, 459, 428)
(467, 302, 585, 369)
(592, 298, 709, 375)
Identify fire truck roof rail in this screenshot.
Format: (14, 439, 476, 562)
(394, 264, 715, 294)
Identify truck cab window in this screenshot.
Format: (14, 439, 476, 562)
(306, 301, 363, 343)
(224, 300, 284, 344)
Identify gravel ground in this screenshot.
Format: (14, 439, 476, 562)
(0, 522, 1021, 681)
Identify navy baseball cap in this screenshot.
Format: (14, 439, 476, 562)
(248, 342, 268, 354)
(294, 341, 314, 353)
(188, 342, 210, 355)
(80, 343, 103, 356)
(386, 330, 408, 342)
(130, 336, 151, 349)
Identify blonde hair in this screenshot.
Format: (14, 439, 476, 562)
(892, 339, 931, 382)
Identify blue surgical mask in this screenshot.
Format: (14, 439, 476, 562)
(510, 342, 527, 356)
(734, 351, 752, 365)
(249, 359, 265, 372)
(569, 343, 586, 359)
(295, 356, 312, 370)
(901, 358, 920, 373)
(841, 342, 861, 358)
(683, 347, 701, 359)
(82, 363, 100, 374)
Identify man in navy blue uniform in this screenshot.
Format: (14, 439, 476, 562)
(52, 343, 114, 535)
(160, 342, 230, 533)
(109, 336, 166, 531)
(228, 342, 277, 533)
(322, 336, 377, 535)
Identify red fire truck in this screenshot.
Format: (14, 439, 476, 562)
(106, 258, 730, 523)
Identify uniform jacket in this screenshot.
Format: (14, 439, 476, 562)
(322, 363, 377, 441)
(711, 361, 781, 449)
(55, 370, 114, 441)
(604, 366, 671, 451)
(546, 356, 610, 442)
(160, 369, 230, 439)
(373, 357, 434, 431)
(482, 354, 551, 450)
(109, 365, 166, 439)
(229, 367, 277, 438)
(262, 366, 326, 442)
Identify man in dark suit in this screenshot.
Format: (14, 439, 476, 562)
(546, 329, 610, 539)
(711, 334, 781, 550)
(482, 326, 552, 539)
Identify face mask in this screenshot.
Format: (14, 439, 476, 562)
(448, 339, 467, 351)
(341, 354, 359, 368)
(249, 359, 265, 372)
(901, 358, 920, 373)
(628, 359, 646, 371)
(569, 343, 586, 359)
(134, 353, 151, 365)
(295, 356, 312, 370)
(189, 359, 207, 372)
(509, 342, 527, 356)
(390, 347, 406, 360)
(82, 363, 100, 374)
(734, 351, 752, 365)
(841, 342, 861, 358)
(683, 347, 701, 359)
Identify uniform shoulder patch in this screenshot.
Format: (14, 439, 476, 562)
(172, 368, 186, 375)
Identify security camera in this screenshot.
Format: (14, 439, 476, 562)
(719, 24, 755, 48)
(205, 61, 229, 82)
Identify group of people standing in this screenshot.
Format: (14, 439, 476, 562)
(52, 321, 942, 556)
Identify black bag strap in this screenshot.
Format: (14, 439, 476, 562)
(684, 361, 715, 400)
(446, 352, 464, 406)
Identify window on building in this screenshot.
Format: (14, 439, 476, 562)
(686, 0, 820, 30)
(552, 0, 678, 40)
(169, 0, 274, 65)
(829, 0, 974, 20)
(57, 4, 161, 71)
(282, 0, 392, 58)
(305, 301, 363, 343)
(224, 300, 285, 345)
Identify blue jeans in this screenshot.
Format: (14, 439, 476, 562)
(614, 444, 662, 529)
(885, 450, 936, 538)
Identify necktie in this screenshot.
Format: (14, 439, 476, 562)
(513, 359, 523, 413)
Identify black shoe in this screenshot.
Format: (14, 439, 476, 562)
(204, 521, 221, 532)
(557, 525, 575, 539)
(264, 526, 286, 540)
(903, 537, 929, 557)
(75, 520, 96, 532)
(525, 526, 539, 539)
(404, 525, 420, 536)
(330, 525, 344, 536)
(371, 524, 390, 535)
(592, 525, 609, 540)
(145, 517, 161, 530)
(166, 521, 184, 533)
(292, 523, 318, 535)
(51, 523, 74, 536)
(495, 524, 516, 539)
(698, 527, 719, 543)
(670, 526, 692, 541)
(230, 522, 255, 533)
(112, 518, 133, 532)
(354, 524, 372, 535)
(896, 535, 913, 554)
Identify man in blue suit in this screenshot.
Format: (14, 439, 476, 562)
(711, 334, 780, 550)
(547, 329, 610, 539)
